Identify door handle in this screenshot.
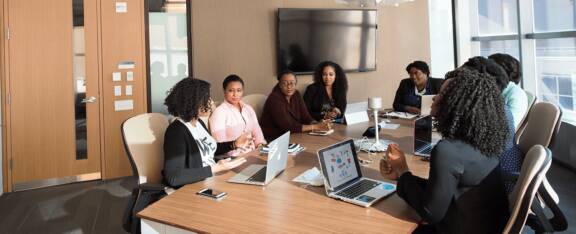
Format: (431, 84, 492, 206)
(81, 96, 97, 103)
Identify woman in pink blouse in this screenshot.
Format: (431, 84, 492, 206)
(209, 75, 266, 156)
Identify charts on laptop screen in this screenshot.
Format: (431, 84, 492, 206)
(321, 143, 359, 189)
(414, 115, 432, 151)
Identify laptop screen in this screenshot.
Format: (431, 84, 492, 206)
(318, 140, 362, 191)
(414, 115, 432, 151)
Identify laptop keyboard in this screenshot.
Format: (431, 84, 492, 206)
(336, 179, 380, 199)
(247, 166, 267, 182)
(419, 145, 432, 155)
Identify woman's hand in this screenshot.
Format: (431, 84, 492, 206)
(324, 107, 341, 120)
(315, 120, 332, 131)
(234, 133, 253, 149)
(211, 157, 247, 174)
(379, 144, 409, 180)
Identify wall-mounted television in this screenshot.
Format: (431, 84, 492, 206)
(277, 8, 377, 74)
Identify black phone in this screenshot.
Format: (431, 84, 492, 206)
(362, 125, 380, 138)
(197, 188, 227, 200)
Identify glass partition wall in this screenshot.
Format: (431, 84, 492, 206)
(146, 0, 191, 114)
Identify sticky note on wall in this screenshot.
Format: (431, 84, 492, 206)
(125, 85, 133, 96)
(126, 71, 134, 81)
(114, 86, 122, 96)
(115, 99, 133, 111)
(112, 72, 121, 81)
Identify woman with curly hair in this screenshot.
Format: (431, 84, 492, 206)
(303, 61, 348, 121)
(162, 78, 251, 188)
(380, 69, 510, 233)
(489, 53, 528, 128)
(393, 61, 444, 114)
(460, 56, 524, 192)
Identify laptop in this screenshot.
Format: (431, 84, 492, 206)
(317, 139, 396, 207)
(413, 115, 435, 157)
(420, 95, 435, 116)
(228, 131, 290, 186)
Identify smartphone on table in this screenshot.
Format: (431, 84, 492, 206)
(197, 188, 227, 201)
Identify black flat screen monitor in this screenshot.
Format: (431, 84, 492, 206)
(277, 8, 377, 74)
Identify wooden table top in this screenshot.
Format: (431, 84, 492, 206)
(138, 120, 431, 233)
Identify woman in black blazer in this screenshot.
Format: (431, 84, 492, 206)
(393, 61, 443, 114)
(162, 78, 251, 188)
(381, 69, 510, 233)
(303, 61, 348, 121)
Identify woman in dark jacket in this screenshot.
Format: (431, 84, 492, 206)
(381, 69, 510, 233)
(393, 61, 443, 114)
(303, 61, 348, 121)
(260, 70, 331, 141)
(162, 78, 251, 188)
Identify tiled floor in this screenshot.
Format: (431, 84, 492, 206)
(0, 177, 135, 234)
(0, 163, 574, 234)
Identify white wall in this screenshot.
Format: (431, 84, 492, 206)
(191, 0, 432, 108)
(428, 0, 455, 78)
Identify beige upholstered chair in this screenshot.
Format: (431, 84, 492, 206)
(121, 113, 169, 187)
(296, 79, 312, 96)
(517, 102, 561, 154)
(513, 101, 567, 232)
(504, 145, 551, 234)
(515, 90, 537, 135)
(243, 94, 268, 119)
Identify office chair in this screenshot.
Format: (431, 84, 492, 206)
(121, 113, 173, 233)
(504, 145, 551, 234)
(515, 90, 537, 138)
(513, 102, 567, 233)
(243, 94, 267, 119)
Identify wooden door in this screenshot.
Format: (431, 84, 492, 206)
(6, 0, 101, 190)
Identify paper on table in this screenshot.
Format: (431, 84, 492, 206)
(308, 129, 334, 136)
(379, 122, 400, 130)
(292, 167, 324, 186)
(384, 111, 417, 119)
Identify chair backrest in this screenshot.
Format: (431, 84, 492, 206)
(242, 94, 267, 119)
(515, 90, 537, 134)
(516, 102, 561, 154)
(296, 80, 312, 95)
(504, 145, 552, 234)
(121, 113, 170, 185)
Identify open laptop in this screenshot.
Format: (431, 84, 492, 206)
(420, 95, 435, 116)
(317, 139, 396, 207)
(413, 115, 435, 157)
(228, 131, 290, 186)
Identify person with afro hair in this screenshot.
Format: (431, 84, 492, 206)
(381, 68, 510, 233)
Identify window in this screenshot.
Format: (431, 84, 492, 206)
(147, 0, 191, 114)
(456, 0, 576, 125)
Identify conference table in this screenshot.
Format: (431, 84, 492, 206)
(139, 119, 432, 234)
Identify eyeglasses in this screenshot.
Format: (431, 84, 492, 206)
(280, 81, 296, 87)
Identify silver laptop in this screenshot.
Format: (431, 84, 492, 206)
(420, 95, 435, 116)
(317, 139, 396, 207)
(228, 131, 290, 186)
(413, 115, 435, 157)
